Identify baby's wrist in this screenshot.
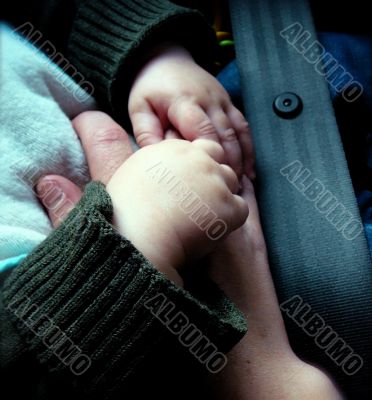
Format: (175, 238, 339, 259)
(125, 234, 184, 286)
(111, 215, 185, 286)
(136, 238, 185, 287)
(155, 263, 184, 287)
(140, 41, 195, 70)
(152, 41, 194, 60)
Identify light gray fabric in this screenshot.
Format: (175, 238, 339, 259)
(0, 25, 95, 260)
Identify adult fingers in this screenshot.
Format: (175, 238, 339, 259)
(238, 175, 268, 253)
(72, 111, 134, 184)
(129, 100, 164, 147)
(228, 106, 256, 179)
(36, 175, 83, 228)
(239, 175, 262, 228)
(210, 108, 243, 177)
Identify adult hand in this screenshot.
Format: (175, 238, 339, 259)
(36, 111, 134, 227)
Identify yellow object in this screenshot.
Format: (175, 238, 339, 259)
(216, 31, 231, 41)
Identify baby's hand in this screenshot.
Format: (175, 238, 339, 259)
(128, 43, 254, 178)
(106, 139, 248, 285)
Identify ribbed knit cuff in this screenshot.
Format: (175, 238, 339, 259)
(2, 181, 246, 398)
(67, 0, 217, 125)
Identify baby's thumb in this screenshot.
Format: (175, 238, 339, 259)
(36, 175, 83, 228)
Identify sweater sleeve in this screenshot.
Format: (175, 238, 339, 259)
(67, 0, 217, 125)
(1, 181, 247, 398)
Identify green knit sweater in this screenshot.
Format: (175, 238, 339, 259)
(1, 182, 247, 399)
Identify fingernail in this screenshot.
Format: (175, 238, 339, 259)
(36, 179, 54, 197)
(247, 161, 256, 180)
(37, 180, 64, 210)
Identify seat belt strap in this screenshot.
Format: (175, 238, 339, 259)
(229, 0, 372, 396)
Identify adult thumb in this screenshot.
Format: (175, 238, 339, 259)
(36, 175, 83, 228)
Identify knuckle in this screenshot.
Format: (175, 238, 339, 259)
(216, 141, 226, 157)
(215, 143, 226, 160)
(237, 120, 250, 135)
(135, 131, 153, 146)
(168, 95, 195, 118)
(215, 183, 232, 204)
(195, 153, 224, 178)
(238, 199, 249, 219)
(197, 140, 225, 161)
(72, 110, 96, 127)
(220, 128, 237, 142)
(128, 100, 141, 114)
(199, 158, 218, 176)
(92, 127, 124, 146)
(208, 140, 224, 153)
(197, 119, 217, 137)
(229, 199, 248, 228)
(221, 163, 236, 178)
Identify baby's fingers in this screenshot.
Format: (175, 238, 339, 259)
(168, 100, 221, 145)
(129, 101, 164, 147)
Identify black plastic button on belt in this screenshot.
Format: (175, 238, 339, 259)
(273, 92, 303, 119)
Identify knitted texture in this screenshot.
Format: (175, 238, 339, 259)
(68, 0, 216, 123)
(1, 182, 247, 398)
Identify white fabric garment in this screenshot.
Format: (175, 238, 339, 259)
(0, 25, 95, 260)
